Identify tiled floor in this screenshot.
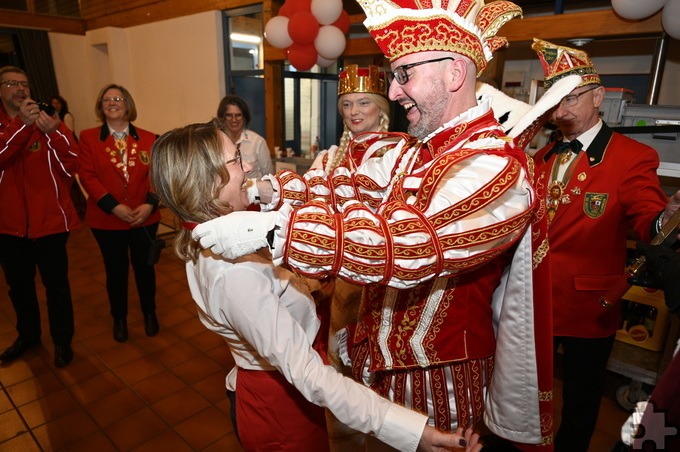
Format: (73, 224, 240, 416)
(0, 210, 630, 451)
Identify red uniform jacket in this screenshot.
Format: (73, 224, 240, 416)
(78, 124, 160, 230)
(534, 122, 667, 337)
(0, 104, 80, 238)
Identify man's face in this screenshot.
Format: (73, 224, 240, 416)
(388, 53, 449, 139)
(0, 72, 30, 113)
(551, 84, 604, 140)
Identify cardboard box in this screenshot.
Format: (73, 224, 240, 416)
(616, 285, 669, 351)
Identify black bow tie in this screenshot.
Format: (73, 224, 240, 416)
(551, 139, 583, 155)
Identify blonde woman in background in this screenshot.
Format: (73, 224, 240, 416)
(311, 65, 399, 451)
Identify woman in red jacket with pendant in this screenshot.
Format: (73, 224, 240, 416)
(78, 84, 161, 342)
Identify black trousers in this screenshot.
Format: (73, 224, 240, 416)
(554, 334, 616, 452)
(0, 232, 74, 346)
(91, 224, 158, 319)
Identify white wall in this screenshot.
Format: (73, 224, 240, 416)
(49, 10, 225, 137)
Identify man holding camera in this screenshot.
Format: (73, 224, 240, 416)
(0, 66, 80, 368)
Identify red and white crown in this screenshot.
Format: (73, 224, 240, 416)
(357, 0, 522, 75)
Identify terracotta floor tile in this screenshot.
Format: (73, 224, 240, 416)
(69, 371, 125, 405)
(152, 340, 200, 368)
(192, 370, 230, 404)
(205, 344, 236, 369)
(19, 388, 81, 428)
(7, 372, 65, 407)
(0, 391, 14, 415)
(85, 387, 146, 427)
(174, 405, 233, 450)
(104, 407, 169, 450)
(190, 328, 226, 353)
(32, 408, 99, 450)
(96, 342, 146, 369)
(215, 397, 232, 415)
(0, 351, 51, 386)
(170, 317, 206, 341)
(0, 408, 29, 443)
(151, 386, 210, 426)
(134, 329, 182, 354)
(54, 354, 109, 387)
(201, 433, 244, 452)
(59, 430, 117, 452)
(156, 307, 194, 329)
(113, 355, 166, 385)
(131, 370, 187, 405)
(130, 428, 193, 451)
(171, 355, 223, 385)
(0, 431, 40, 451)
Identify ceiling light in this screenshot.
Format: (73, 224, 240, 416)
(230, 33, 261, 44)
(567, 38, 594, 47)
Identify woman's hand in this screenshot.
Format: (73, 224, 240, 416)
(417, 426, 482, 451)
(112, 204, 134, 223)
(129, 204, 153, 227)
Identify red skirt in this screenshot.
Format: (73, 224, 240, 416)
(235, 368, 330, 451)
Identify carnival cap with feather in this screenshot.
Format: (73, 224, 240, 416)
(357, 0, 523, 75)
(531, 38, 601, 89)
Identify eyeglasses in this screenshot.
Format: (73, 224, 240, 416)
(225, 148, 243, 170)
(388, 57, 456, 85)
(102, 96, 126, 103)
(224, 113, 243, 120)
(1, 80, 29, 88)
(560, 86, 599, 108)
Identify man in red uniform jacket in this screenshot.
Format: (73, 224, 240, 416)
(531, 39, 680, 451)
(0, 66, 80, 368)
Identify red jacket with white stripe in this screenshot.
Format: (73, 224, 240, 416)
(0, 104, 81, 239)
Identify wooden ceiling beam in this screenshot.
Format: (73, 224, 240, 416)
(0, 10, 85, 35)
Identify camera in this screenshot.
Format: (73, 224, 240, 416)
(35, 100, 56, 116)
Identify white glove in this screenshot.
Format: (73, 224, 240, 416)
(243, 179, 260, 204)
(192, 211, 278, 260)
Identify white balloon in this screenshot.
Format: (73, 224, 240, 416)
(314, 26, 346, 60)
(316, 55, 336, 68)
(662, 0, 680, 39)
(264, 16, 293, 49)
(611, 0, 667, 20)
(311, 0, 343, 25)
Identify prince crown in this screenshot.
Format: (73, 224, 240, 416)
(357, 0, 522, 75)
(338, 65, 387, 97)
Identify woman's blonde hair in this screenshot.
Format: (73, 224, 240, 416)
(150, 120, 235, 263)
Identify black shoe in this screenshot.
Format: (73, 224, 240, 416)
(144, 312, 159, 337)
(0, 338, 40, 365)
(113, 318, 128, 342)
(54, 345, 73, 368)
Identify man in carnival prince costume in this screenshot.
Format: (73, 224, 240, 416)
(194, 0, 559, 448)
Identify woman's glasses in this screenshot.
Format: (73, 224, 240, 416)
(225, 148, 243, 170)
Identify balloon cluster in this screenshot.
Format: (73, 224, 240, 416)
(612, 0, 680, 40)
(264, 0, 350, 71)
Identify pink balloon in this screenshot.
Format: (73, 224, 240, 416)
(264, 16, 293, 49)
(316, 55, 336, 68)
(611, 0, 667, 20)
(311, 0, 343, 25)
(662, 0, 680, 39)
(314, 26, 346, 60)
(288, 11, 319, 45)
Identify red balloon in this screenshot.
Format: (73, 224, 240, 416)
(332, 10, 350, 34)
(288, 11, 319, 45)
(285, 0, 311, 14)
(278, 3, 291, 17)
(287, 43, 317, 71)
